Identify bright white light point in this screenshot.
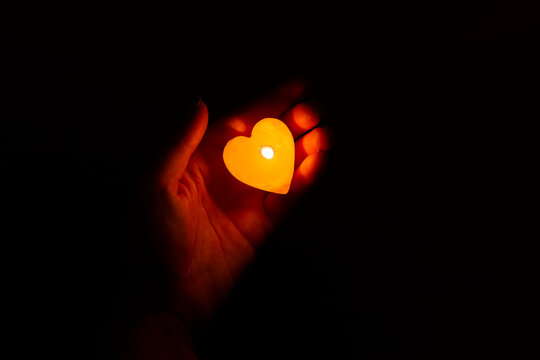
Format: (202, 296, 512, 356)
(260, 146, 274, 159)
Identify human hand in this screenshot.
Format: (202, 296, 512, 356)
(152, 82, 332, 328)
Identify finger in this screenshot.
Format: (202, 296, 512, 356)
(294, 127, 333, 168)
(264, 151, 328, 220)
(281, 102, 321, 139)
(158, 100, 208, 193)
(290, 151, 329, 196)
(223, 80, 307, 136)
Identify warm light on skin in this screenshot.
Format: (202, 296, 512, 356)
(260, 146, 274, 159)
(227, 117, 248, 133)
(223, 118, 294, 194)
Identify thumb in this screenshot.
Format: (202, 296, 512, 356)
(158, 99, 208, 193)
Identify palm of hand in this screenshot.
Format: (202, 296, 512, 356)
(154, 84, 330, 327)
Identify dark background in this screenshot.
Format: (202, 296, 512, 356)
(5, 1, 539, 359)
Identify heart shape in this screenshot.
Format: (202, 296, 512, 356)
(223, 118, 295, 194)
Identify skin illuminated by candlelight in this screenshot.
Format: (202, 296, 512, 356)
(153, 82, 332, 330)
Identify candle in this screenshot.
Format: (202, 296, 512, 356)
(223, 118, 295, 194)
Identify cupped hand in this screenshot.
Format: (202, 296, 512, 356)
(153, 83, 332, 328)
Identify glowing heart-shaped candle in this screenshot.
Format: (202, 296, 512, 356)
(223, 118, 294, 194)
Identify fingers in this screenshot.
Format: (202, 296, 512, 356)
(281, 101, 331, 167)
(262, 101, 331, 219)
(294, 127, 333, 168)
(223, 80, 307, 136)
(158, 101, 208, 193)
(263, 151, 328, 221)
(290, 151, 329, 195)
(281, 102, 321, 139)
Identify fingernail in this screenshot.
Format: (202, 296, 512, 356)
(194, 96, 202, 107)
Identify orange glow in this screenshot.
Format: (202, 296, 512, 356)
(227, 117, 248, 133)
(289, 103, 319, 135)
(223, 118, 294, 194)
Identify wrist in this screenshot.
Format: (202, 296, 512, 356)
(121, 311, 197, 360)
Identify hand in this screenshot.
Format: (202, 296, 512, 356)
(152, 82, 332, 328)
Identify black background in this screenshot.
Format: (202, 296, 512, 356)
(5, 1, 539, 359)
